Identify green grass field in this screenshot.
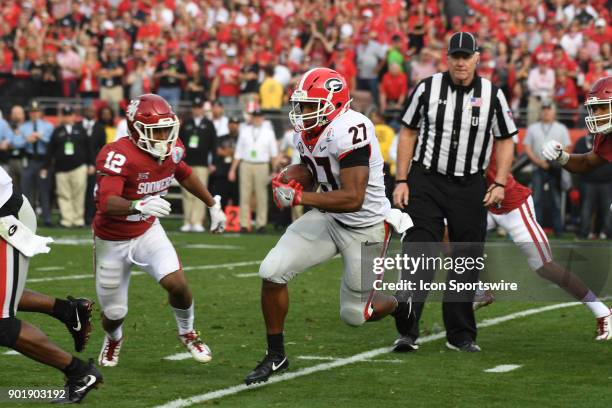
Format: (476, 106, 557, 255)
(1, 221, 612, 407)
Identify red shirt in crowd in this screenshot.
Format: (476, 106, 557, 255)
(137, 21, 161, 41)
(554, 77, 579, 110)
(79, 62, 101, 93)
(532, 42, 555, 65)
(585, 26, 612, 47)
(551, 52, 578, 74)
(380, 71, 408, 102)
(215, 63, 241, 97)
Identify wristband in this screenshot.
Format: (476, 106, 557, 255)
(492, 181, 505, 188)
(395, 180, 408, 184)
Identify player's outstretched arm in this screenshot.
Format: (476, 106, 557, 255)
(542, 140, 606, 173)
(300, 165, 368, 213)
(178, 171, 216, 207)
(563, 151, 606, 173)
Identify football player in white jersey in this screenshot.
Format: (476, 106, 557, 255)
(244, 68, 413, 385)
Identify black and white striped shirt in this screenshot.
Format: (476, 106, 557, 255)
(401, 72, 517, 176)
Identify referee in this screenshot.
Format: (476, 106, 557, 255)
(392, 32, 516, 352)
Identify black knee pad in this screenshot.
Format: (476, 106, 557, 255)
(0, 317, 22, 348)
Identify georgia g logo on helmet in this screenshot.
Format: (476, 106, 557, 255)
(324, 78, 344, 93)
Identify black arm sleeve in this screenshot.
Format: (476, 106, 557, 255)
(339, 145, 370, 169)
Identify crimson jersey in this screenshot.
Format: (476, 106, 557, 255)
(593, 133, 612, 162)
(93, 137, 192, 240)
(486, 146, 531, 215)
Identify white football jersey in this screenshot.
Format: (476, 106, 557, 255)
(0, 166, 13, 208)
(294, 109, 390, 227)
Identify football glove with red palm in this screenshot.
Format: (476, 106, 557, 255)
(272, 176, 303, 208)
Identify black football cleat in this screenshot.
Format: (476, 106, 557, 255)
(392, 335, 420, 352)
(65, 296, 94, 352)
(446, 341, 481, 352)
(52, 360, 103, 404)
(244, 351, 289, 385)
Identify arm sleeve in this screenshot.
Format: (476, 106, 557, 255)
(400, 80, 426, 129)
(491, 88, 518, 139)
(335, 120, 373, 160)
(175, 160, 193, 182)
(97, 174, 126, 213)
(339, 145, 370, 169)
(95, 145, 127, 212)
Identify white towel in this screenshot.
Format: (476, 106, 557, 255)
(0, 215, 53, 257)
(384, 208, 414, 234)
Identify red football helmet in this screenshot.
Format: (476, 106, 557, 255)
(289, 68, 351, 133)
(584, 76, 612, 135)
(126, 94, 180, 158)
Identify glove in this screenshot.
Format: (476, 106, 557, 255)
(541, 140, 569, 165)
(209, 195, 226, 234)
(272, 175, 303, 209)
(131, 196, 171, 218)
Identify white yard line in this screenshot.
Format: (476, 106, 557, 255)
(154, 301, 581, 408)
(297, 355, 402, 363)
(484, 364, 522, 373)
(35, 266, 65, 271)
(234, 273, 260, 278)
(163, 353, 192, 361)
(183, 244, 244, 250)
(26, 261, 262, 283)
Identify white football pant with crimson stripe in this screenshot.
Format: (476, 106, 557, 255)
(258, 209, 392, 326)
(487, 196, 553, 271)
(0, 196, 37, 318)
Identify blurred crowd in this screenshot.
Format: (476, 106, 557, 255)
(0, 0, 610, 124)
(0, 0, 610, 237)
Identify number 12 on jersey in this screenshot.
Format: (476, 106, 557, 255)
(104, 151, 126, 174)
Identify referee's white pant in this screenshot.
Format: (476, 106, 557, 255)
(0, 196, 36, 318)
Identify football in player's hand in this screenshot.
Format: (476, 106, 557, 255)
(279, 164, 314, 191)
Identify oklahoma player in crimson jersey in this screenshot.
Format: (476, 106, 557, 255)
(540, 75, 612, 340)
(543, 76, 612, 169)
(482, 141, 612, 341)
(93, 94, 226, 367)
(244, 68, 413, 385)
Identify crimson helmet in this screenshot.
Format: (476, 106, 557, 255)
(126, 94, 180, 158)
(584, 76, 612, 135)
(289, 67, 351, 133)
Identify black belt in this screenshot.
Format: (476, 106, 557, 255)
(0, 189, 23, 218)
(412, 161, 483, 185)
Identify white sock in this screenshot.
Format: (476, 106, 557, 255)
(582, 291, 610, 318)
(107, 325, 123, 341)
(173, 302, 194, 335)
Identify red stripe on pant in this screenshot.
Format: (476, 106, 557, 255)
(518, 205, 547, 265)
(363, 222, 391, 321)
(525, 201, 553, 260)
(0, 239, 7, 318)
